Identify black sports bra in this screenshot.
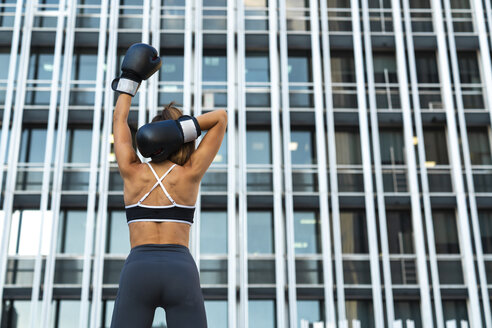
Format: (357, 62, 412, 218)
(125, 162, 196, 225)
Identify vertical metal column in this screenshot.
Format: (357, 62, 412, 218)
(278, 0, 298, 326)
(430, 0, 482, 326)
(267, 0, 286, 326)
(308, 0, 336, 324)
(443, 0, 490, 325)
(138, 0, 150, 132)
(350, 0, 384, 326)
(237, 0, 248, 326)
(0, 0, 31, 321)
(79, 1, 109, 327)
(90, 0, 119, 326)
(182, 0, 193, 115)
(30, 1, 66, 327)
(402, 0, 445, 325)
(394, 0, 435, 326)
(226, 0, 237, 326)
(40, 0, 77, 326)
(360, 0, 394, 324)
(149, 0, 160, 120)
(318, 0, 346, 322)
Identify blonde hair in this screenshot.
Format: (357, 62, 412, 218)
(151, 102, 195, 165)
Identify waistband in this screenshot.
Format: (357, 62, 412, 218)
(130, 243, 190, 253)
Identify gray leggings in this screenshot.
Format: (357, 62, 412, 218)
(110, 243, 207, 328)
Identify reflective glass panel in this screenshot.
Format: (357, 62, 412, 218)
(373, 53, 397, 83)
(424, 129, 449, 165)
(331, 52, 356, 83)
(346, 300, 375, 327)
(72, 51, 97, 80)
(159, 53, 184, 82)
(394, 301, 422, 328)
(415, 52, 439, 83)
(55, 300, 81, 327)
(249, 300, 275, 328)
(57, 210, 86, 254)
(202, 54, 226, 82)
(18, 128, 47, 163)
(458, 52, 481, 84)
(246, 130, 271, 164)
(245, 52, 269, 83)
(288, 52, 312, 83)
(386, 211, 414, 254)
(247, 211, 274, 254)
(200, 211, 227, 254)
(479, 211, 492, 253)
(379, 129, 405, 165)
(297, 300, 322, 327)
(204, 300, 228, 328)
(106, 211, 130, 254)
(442, 300, 468, 322)
(467, 128, 492, 165)
(8, 210, 52, 256)
(290, 130, 315, 165)
(293, 211, 321, 254)
(1, 300, 33, 328)
(28, 52, 54, 80)
(335, 130, 362, 165)
(65, 128, 92, 163)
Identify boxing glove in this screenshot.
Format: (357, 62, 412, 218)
(136, 115, 201, 162)
(111, 43, 162, 97)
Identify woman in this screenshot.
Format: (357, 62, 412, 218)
(110, 92, 227, 327)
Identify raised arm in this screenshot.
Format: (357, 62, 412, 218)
(113, 94, 141, 178)
(185, 109, 227, 181)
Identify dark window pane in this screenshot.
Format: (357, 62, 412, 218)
(295, 260, 323, 284)
(335, 130, 362, 165)
(386, 211, 415, 254)
(1, 300, 32, 327)
(424, 129, 449, 165)
(458, 52, 481, 84)
(331, 52, 356, 83)
(343, 260, 371, 284)
(443, 300, 469, 323)
(479, 211, 492, 253)
(248, 211, 274, 254)
(159, 54, 184, 81)
(288, 52, 312, 83)
(0, 53, 10, 79)
(395, 301, 422, 328)
(433, 210, 460, 254)
(415, 52, 439, 84)
(340, 211, 369, 253)
(438, 260, 464, 284)
(391, 260, 418, 284)
(293, 211, 321, 254)
(467, 128, 492, 165)
(72, 51, 97, 80)
(200, 259, 227, 284)
(379, 129, 405, 165)
(248, 260, 275, 284)
(373, 53, 397, 83)
(346, 300, 375, 328)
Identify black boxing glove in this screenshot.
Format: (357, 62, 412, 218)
(136, 115, 201, 162)
(111, 43, 162, 97)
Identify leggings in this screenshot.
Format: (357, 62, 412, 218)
(110, 243, 207, 328)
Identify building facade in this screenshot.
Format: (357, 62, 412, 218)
(0, 0, 492, 327)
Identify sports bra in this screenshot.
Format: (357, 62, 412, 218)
(125, 162, 196, 225)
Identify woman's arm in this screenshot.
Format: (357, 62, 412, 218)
(185, 109, 227, 181)
(113, 94, 141, 178)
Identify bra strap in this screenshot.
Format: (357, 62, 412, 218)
(146, 163, 177, 205)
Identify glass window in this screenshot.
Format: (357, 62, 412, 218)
(458, 52, 481, 84)
(340, 211, 369, 254)
(394, 301, 422, 328)
(245, 52, 269, 83)
(0, 52, 10, 79)
(467, 128, 492, 165)
(211, 130, 227, 164)
(106, 211, 130, 254)
(18, 127, 47, 163)
(290, 130, 315, 165)
(204, 300, 228, 328)
(410, 0, 431, 8)
(200, 211, 227, 254)
(424, 129, 449, 165)
(415, 52, 439, 84)
(57, 210, 86, 254)
(249, 300, 275, 328)
(373, 53, 397, 83)
(1, 300, 33, 327)
(293, 211, 321, 254)
(327, 0, 350, 7)
(379, 128, 405, 165)
(247, 211, 274, 254)
(335, 129, 362, 165)
(246, 130, 271, 164)
(433, 210, 460, 254)
(346, 300, 375, 328)
(72, 51, 97, 80)
(331, 52, 356, 83)
(159, 53, 184, 82)
(8, 210, 52, 256)
(28, 52, 54, 80)
(297, 300, 322, 327)
(442, 300, 468, 323)
(387, 211, 414, 254)
(53, 300, 81, 327)
(479, 211, 492, 253)
(288, 52, 312, 83)
(65, 128, 92, 163)
(202, 54, 226, 82)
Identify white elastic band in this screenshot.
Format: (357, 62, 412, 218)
(116, 78, 139, 96)
(179, 119, 198, 143)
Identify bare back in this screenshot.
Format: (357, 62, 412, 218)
(123, 161, 200, 249)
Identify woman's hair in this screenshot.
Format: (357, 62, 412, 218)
(150, 101, 195, 165)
